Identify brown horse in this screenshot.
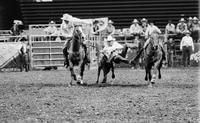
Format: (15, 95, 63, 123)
(96, 44, 129, 84)
(143, 34, 165, 87)
(66, 25, 86, 85)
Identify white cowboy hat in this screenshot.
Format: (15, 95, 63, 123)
(141, 18, 147, 22)
(132, 19, 138, 23)
(61, 14, 73, 21)
(108, 20, 114, 24)
(49, 21, 55, 24)
(13, 20, 23, 25)
(193, 17, 199, 21)
(179, 18, 185, 22)
(188, 17, 193, 20)
(184, 30, 191, 34)
(106, 35, 116, 42)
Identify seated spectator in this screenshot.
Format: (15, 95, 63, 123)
(129, 19, 143, 39)
(176, 18, 188, 39)
(187, 17, 193, 32)
(44, 21, 58, 41)
(180, 30, 194, 67)
(104, 20, 115, 36)
(10, 20, 24, 36)
(44, 21, 58, 35)
(191, 17, 200, 42)
(165, 20, 176, 39)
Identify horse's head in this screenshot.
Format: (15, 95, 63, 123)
(72, 25, 85, 42)
(149, 33, 159, 50)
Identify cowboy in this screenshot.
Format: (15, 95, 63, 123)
(104, 20, 115, 36)
(191, 17, 200, 42)
(176, 18, 188, 39)
(101, 35, 130, 64)
(44, 21, 58, 35)
(187, 17, 193, 32)
(141, 18, 149, 35)
(129, 19, 143, 39)
(130, 20, 165, 65)
(10, 20, 24, 36)
(180, 30, 194, 67)
(61, 14, 90, 67)
(165, 20, 176, 40)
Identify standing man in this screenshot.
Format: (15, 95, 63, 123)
(180, 30, 194, 67)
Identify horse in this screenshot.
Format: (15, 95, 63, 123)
(65, 25, 86, 85)
(143, 33, 165, 87)
(96, 44, 129, 84)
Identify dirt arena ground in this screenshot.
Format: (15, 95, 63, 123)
(0, 68, 199, 123)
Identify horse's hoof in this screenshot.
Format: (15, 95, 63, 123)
(112, 74, 115, 79)
(158, 75, 161, 79)
(96, 81, 99, 84)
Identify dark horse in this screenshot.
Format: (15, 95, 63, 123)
(96, 44, 129, 83)
(64, 25, 86, 85)
(142, 34, 164, 87)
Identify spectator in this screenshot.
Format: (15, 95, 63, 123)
(10, 20, 24, 36)
(187, 17, 193, 32)
(44, 21, 58, 35)
(44, 21, 58, 41)
(104, 20, 115, 36)
(180, 30, 194, 67)
(191, 17, 200, 42)
(91, 20, 100, 35)
(165, 20, 176, 40)
(176, 18, 188, 39)
(129, 19, 143, 39)
(165, 20, 176, 34)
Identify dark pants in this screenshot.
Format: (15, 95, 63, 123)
(167, 51, 173, 67)
(182, 46, 192, 67)
(191, 31, 199, 43)
(113, 55, 129, 64)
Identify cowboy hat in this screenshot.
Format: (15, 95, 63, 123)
(13, 20, 23, 25)
(188, 17, 193, 20)
(61, 14, 73, 21)
(108, 20, 114, 24)
(49, 21, 55, 24)
(132, 19, 138, 23)
(193, 17, 199, 21)
(179, 18, 185, 22)
(106, 35, 116, 42)
(141, 18, 147, 22)
(184, 30, 191, 34)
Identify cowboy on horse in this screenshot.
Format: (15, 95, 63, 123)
(61, 14, 90, 68)
(131, 20, 166, 64)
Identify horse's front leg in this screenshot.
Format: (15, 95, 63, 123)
(96, 65, 101, 84)
(111, 62, 115, 79)
(69, 63, 76, 86)
(151, 65, 157, 84)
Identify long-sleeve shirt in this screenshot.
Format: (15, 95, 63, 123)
(145, 25, 161, 38)
(129, 24, 143, 34)
(60, 21, 74, 37)
(102, 41, 123, 58)
(180, 36, 194, 51)
(165, 23, 175, 34)
(176, 23, 188, 33)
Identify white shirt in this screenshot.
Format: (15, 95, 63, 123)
(180, 36, 194, 51)
(129, 24, 143, 34)
(60, 21, 74, 37)
(145, 25, 161, 38)
(165, 23, 175, 34)
(102, 41, 123, 58)
(44, 26, 58, 35)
